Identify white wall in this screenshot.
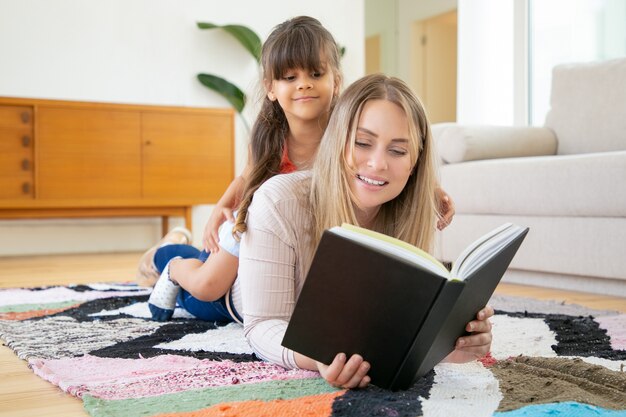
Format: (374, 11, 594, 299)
(0, 0, 365, 256)
(456, 0, 521, 125)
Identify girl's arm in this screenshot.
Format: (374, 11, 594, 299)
(202, 160, 252, 253)
(436, 186, 456, 230)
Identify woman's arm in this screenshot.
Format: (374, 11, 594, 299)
(239, 175, 371, 389)
(238, 183, 301, 369)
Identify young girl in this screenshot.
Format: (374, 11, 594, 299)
(145, 16, 343, 321)
(238, 74, 493, 389)
(144, 16, 455, 322)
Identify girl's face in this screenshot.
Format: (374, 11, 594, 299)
(267, 61, 338, 127)
(345, 99, 415, 226)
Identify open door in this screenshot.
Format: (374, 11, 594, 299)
(411, 10, 457, 123)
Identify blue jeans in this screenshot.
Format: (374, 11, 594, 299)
(153, 244, 240, 323)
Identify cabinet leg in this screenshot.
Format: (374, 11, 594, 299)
(184, 207, 192, 234)
(162, 216, 169, 237)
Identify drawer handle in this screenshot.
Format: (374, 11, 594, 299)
(21, 112, 31, 124)
(22, 135, 31, 147)
(22, 182, 31, 194)
(22, 159, 31, 171)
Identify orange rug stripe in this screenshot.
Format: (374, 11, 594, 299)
(0, 304, 80, 321)
(156, 390, 346, 417)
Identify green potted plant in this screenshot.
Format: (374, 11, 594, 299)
(196, 22, 261, 132)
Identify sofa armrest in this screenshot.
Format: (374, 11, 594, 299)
(432, 123, 558, 164)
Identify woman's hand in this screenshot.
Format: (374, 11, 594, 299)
(444, 305, 494, 363)
(202, 206, 235, 253)
(316, 353, 371, 389)
(436, 187, 456, 230)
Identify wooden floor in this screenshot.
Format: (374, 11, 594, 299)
(0, 252, 624, 417)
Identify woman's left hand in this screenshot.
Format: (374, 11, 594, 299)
(444, 305, 494, 363)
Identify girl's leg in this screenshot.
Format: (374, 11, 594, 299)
(176, 289, 233, 322)
(170, 249, 239, 301)
(136, 227, 192, 287)
(153, 244, 205, 273)
(148, 261, 182, 321)
(150, 218, 240, 322)
(148, 245, 207, 321)
(148, 250, 238, 322)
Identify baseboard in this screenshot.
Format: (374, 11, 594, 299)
(0, 205, 213, 256)
(502, 269, 626, 298)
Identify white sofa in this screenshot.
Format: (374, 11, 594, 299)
(433, 58, 626, 297)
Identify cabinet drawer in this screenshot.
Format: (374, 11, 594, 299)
(0, 105, 33, 128)
(0, 176, 33, 198)
(0, 105, 34, 199)
(0, 127, 33, 152)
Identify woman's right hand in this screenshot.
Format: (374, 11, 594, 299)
(202, 206, 235, 253)
(316, 353, 371, 389)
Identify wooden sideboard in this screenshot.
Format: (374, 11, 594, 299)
(0, 97, 235, 234)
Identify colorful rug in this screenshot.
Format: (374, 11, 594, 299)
(0, 283, 625, 417)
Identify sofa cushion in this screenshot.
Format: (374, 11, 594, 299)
(544, 57, 626, 155)
(436, 214, 626, 285)
(433, 124, 557, 163)
(440, 150, 626, 217)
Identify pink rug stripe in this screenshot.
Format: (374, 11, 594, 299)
(0, 286, 149, 307)
(30, 354, 319, 400)
(596, 314, 626, 350)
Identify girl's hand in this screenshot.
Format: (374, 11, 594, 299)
(316, 353, 371, 389)
(445, 305, 494, 363)
(436, 187, 456, 230)
(202, 207, 235, 253)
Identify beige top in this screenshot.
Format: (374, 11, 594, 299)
(239, 171, 315, 368)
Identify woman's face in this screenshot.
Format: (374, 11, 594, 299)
(345, 99, 415, 225)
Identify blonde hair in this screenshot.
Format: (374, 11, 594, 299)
(310, 73, 439, 252)
(234, 16, 342, 236)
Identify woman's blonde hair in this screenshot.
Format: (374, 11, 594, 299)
(310, 73, 439, 252)
(234, 16, 342, 236)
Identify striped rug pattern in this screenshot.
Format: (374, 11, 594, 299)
(1, 283, 624, 417)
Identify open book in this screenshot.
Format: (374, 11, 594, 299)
(282, 223, 528, 390)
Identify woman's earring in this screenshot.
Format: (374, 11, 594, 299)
(268, 93, 275, 101)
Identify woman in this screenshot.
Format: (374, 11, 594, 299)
(238, 74, 493, 389)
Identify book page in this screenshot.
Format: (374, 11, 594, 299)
(331, 224, 450, 278)
(451, 223, 524, 279)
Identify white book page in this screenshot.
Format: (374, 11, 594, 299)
(330, 227, 450, 279)
(451, 224, 523, 279)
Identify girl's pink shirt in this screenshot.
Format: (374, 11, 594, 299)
(279, 142, 298, 174)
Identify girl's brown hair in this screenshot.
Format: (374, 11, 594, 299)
(233, 16, 342, 236)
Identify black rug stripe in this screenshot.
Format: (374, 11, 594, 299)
(88, 321, 259, 362)
(331, 370, 435, 417)
(11, 284, 148, 293)
(68, 284, 148, 293)
(496, 310, 626, 360)
(39, 295, 150, 322)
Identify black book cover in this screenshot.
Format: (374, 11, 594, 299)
(389, 227, 528, 390)
(282, 226, 529, 390)
(282, 231, 448, 388)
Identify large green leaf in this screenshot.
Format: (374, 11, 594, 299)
(197, 22, 261, 62)
(197, 73, 246, 113)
